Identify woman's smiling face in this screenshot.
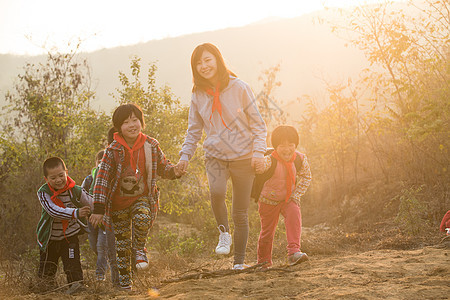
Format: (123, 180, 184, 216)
(196, 50, 218, 84)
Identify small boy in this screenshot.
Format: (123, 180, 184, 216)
(82, 149, 119, 285)
(252, 125, 312, 268)
(36, 157, 93, 294)
(89, 103, 182, 290)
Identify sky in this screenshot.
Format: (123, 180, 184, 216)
(0, 0, 389, 56)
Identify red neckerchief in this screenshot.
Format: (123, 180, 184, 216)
(271, 150, 296, 203)
(47, 176, 76, 238)
(113, 132, 147, 173)
(206, 82, 231, 130)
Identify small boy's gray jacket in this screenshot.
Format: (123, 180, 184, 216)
(36, 184, 93, 251)
(180, 76, 267, 161)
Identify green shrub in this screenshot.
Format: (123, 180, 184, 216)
(395, 186, 429, 235)
(148, 226, 205, 256)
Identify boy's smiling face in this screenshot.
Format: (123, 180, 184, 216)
(45, 164, 68, 190)
(276, 141, 296, 162)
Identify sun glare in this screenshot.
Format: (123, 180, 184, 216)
(0, 0, 391, 55)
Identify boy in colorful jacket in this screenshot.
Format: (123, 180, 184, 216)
(253, 125, 312, 268)
(89, 103, 182, 290)
(36, 156, 93, 294)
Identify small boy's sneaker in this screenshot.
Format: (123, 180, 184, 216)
(232, 263, 249, 270)
(136, 248, 149, 270)
(215, 225, 232, 255)
(65, 281, 86, 295)
(117, 285, 138, 294)
(288, 252, 309, 266)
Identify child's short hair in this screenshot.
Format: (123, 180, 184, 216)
(107, 127, 117, 144)
(271, 125, 299, 149)
(43, 157, 67, 177)
(112, 103, 145, 133)
(96, 150, 105, 162)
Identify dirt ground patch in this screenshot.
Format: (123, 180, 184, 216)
(158, 246, 449, 299)
(2, 243, 448, 299)
(1, 217, 448, 299)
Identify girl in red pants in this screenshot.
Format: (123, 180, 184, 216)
(253, 125, 312, 268)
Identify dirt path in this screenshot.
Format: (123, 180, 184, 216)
(1, 244, 448, 299)
(159, 246, 449, 299)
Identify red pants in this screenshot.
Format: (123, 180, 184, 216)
(257, 200, 302, 267)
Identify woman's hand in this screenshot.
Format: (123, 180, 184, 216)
(175, 159, 189, 176)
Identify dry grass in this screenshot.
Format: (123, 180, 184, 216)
(1, 220, 443, 299)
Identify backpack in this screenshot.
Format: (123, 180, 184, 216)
(250, 148, 304, 202)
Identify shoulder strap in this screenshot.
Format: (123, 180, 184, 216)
(38, 183, 51, 195)
(251, 155, 277, 202)
(72, 185, 82, 199)
(69, 186, 83, 207)
(69, 185, 89, 228)
(294, 152, 304, 171)
(89, 167, 99, 195)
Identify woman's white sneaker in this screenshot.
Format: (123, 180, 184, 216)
(232, 263, 249, 270)
(215, 225, 232, 255)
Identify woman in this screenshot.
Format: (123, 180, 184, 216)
(177, 43, 267, 270)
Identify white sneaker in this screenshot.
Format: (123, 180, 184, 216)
(215, 225, 232, 255)
(135, 248, 149, 270)
(288, 251, 309, 266)
(232, 263, 249, 270)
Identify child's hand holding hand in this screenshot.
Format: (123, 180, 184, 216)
(174, 160, 188, 177)
(252, 157, 265, 174)
(89, 214, 103, 228)
(78, 206, 91, 218)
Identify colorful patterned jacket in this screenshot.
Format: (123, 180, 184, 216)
(92, 135, 178, 229)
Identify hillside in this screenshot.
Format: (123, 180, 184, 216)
(0, 9, 368, 114)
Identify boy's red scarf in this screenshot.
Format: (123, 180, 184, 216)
(113, 132, 147, 172)
(206, 82, 231, 130)
(47, 176, 76, 238)
(271, 151, 296, 203)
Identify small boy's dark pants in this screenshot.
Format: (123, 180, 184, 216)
(38, 235, 83, 284)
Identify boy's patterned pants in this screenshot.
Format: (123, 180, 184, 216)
(112, 197, 152, 287)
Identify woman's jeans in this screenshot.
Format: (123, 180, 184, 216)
(205, 158, 255, 265)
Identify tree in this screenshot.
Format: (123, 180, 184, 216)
(334, 0, 449, 184)
(256, 64, 287, 131)
(0, 46, 109, 256)
(303, 0, 450, 226)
